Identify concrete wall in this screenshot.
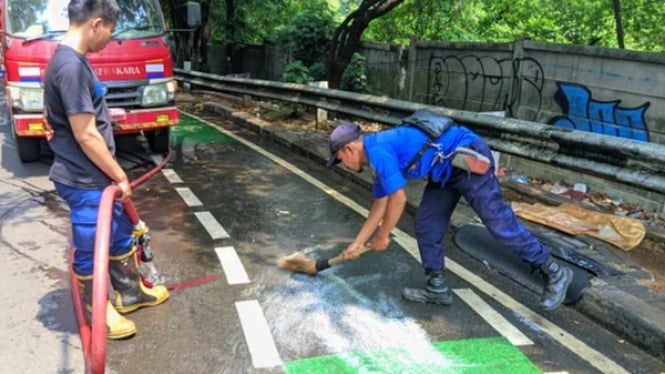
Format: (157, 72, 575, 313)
(403, 40, 515, 114)
(393, 39, 665, 145)
(517, 41, 664, 145)
(358, 41, 406, 99)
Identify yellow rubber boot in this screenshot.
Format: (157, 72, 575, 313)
(109, 247, 169, 314)
(74, 272, 136, 340)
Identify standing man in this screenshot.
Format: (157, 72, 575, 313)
(44, 0, 168, 339)
(327, 109, 573, 311)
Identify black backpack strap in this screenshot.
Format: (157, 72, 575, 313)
(406, 138, 433, 170)
(402, 109, 455, 139)
(402, 109, 456, 171)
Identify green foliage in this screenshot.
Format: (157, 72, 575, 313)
(308, 62, 328, 81)
(279, 60, 313, 115)
(340, 53, 368, 93)
(273, 8, 337, 66)
(280, 60, 314, 84)
(620, 0, 665, 51)
(363, 0, 664, 52)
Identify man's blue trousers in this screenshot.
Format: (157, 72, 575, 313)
(414, 139, 550, 273)
(55, 182, 133, 275)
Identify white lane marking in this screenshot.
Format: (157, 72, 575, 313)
(235, 300, 282, 368)
(162, 168, 184, 183)
(175, 187, 203, 207)
(183, 111, 629, 374)
(215, 246, 250, 285)
(194, 211, 230, 239)
(454, 288, 533, 346)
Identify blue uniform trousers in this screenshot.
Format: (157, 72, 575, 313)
(414, 140, 550, 273)
(55, 182, 134, 275)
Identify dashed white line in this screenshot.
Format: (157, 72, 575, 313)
(162, 168, 184, 183)
(175, 187, 203, 207)
(235, 300, 282, 368)
(194, 211, 230, 239)
(454, 288, 533, 346)
(215, 246, 250, 285)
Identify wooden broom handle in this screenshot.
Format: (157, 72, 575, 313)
(328, 244, 373, 266)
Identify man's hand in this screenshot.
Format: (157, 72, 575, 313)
(369, 234, 390, 251)
(340, 242, 365, 260)
(115, 179, 133, 202)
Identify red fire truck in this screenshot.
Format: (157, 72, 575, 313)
(0, 0, 192, 162)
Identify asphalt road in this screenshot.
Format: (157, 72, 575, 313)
(1, 111, 663, 373)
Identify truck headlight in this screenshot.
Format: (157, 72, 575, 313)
(141, 80, 176, 106)
(8, 85, 43, 112)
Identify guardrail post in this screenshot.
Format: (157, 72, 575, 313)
(242, 94, 253, 107)
(183, 61, 192, 91)
(309, 81, 329, 129)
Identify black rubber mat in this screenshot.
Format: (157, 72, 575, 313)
(530, 233, 622, 276)
(454, 224, 590, 305)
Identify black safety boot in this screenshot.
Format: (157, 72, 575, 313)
(538, 257, 573, 311)
(402, 270, 453, 305)
(73, 271, 136, 339)
(109, 247, 169, 314)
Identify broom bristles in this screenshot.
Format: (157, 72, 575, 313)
(276, 252, 318, 275)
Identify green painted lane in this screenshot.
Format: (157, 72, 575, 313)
(284, 337, 540, 374)
(172, 113, 236, 144)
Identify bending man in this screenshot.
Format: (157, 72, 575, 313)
(327, 109, 573, 311)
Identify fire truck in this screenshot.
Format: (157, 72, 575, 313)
(0, 0, 197, 162)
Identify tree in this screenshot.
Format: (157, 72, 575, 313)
(361, 0, 663, 52)
(612, 0, 624, 49)
(326, 0, 405, 89)
(364, 0, 482, 43)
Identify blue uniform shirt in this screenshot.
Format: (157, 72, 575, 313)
(364, 125, 479, 198)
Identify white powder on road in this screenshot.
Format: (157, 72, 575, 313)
(257, 271, 450, 366)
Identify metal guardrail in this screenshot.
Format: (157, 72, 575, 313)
(175, 69, 665, 195)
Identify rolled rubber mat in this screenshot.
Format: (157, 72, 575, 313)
(454, 224, 590, 305)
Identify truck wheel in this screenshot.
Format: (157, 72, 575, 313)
(146, 128, 170, 154)
(14, 133, 41, 163)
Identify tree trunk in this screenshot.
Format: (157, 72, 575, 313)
(326, 0, 404, 89)
(612, 0, 625, 49)
(225, 0, 238, 74)
(196, 1, 212, 70)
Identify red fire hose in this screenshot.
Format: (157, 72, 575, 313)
(70, 150, 172, 374)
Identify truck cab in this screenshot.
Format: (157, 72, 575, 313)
(1, 0, 180, 162)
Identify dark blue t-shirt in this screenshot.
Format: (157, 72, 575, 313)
(44, 44, 115, 189)
(364, 125, 479, 198)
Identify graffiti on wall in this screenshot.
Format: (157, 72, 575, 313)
(549, 82, 650, 141)
(427, 54, 545, 120)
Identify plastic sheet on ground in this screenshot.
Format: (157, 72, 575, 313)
(512, 202, 646, 251)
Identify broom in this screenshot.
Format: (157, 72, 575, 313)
(277, 244, 373, 275)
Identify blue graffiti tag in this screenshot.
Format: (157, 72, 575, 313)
(550, 82, 650, 141)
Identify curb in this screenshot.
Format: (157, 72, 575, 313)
(200, 101, 665, 362)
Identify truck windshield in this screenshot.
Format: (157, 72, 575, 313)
(6, 0, 165, 40)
